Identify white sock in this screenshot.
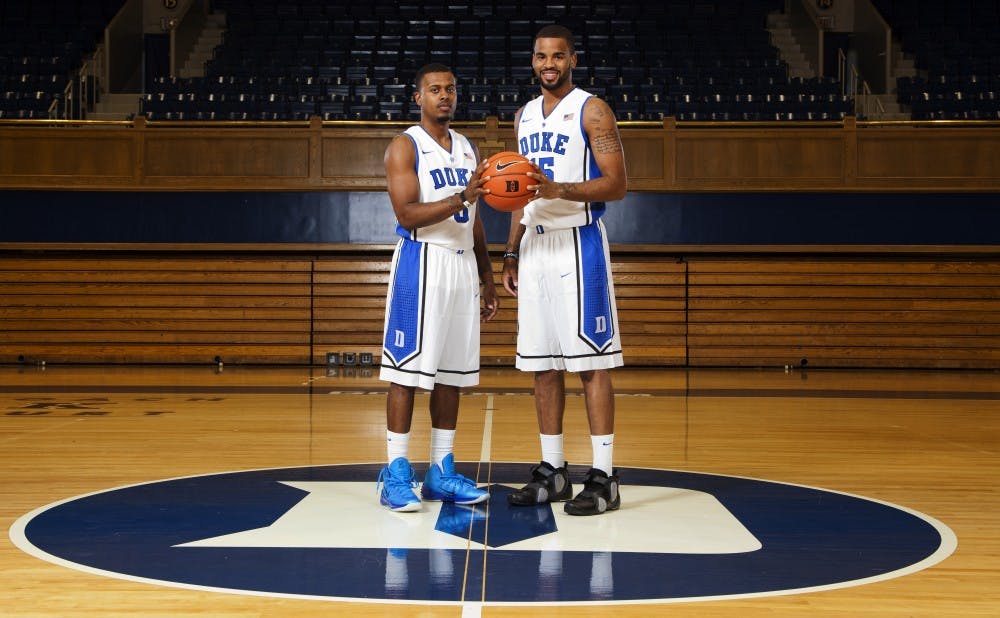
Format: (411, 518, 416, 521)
(430, 427, 455, 468)
(387, 430, 409, 463)
(540, 433, 564, 469)
(591, 434, 614, 475)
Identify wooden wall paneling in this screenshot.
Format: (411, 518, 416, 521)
(319, 124, 401, 189)
(142, 131, 312, 187)
(3, 120, 1000, 191)
(855, 126, 1000, 189)
(0, 126, 137, 186)
(673, 126, 846, 190)
(619, 124, 669, 190)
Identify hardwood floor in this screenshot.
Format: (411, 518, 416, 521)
(2, 365, 997, 616)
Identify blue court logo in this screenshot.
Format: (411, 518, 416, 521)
(9, 463, 955, 604)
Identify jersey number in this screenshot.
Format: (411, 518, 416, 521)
(533, 157, 555, 180)
(454, 207, 469, 222)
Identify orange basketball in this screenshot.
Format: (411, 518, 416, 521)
(481, 151, 538, 212)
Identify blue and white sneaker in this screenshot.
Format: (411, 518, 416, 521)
(377, 457, 422, 512)
(421, 453, 489, 505)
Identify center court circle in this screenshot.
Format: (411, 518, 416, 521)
(10, 462, 955, 604)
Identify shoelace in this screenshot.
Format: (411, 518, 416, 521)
(376, 466, 417, 496)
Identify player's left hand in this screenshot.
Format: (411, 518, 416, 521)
(467, 159, 491, 202)
(481, 281, 499, 322)
(525, 171, 559, 202)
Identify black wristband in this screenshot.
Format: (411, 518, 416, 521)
(502, 251, 519, 260)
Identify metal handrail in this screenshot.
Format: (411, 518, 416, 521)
(839, 48, 885, 119)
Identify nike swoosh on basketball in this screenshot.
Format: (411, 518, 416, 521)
(495, 160, 521, 171)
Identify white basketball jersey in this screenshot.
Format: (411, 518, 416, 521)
(396, 125, 478, 251)
(516, 87, 606, 230)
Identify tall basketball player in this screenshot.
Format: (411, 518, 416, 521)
(378, 63, 497, 511)
(502, 25, 628, 516)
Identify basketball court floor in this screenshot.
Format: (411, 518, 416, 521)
(2, 364, 997, 616)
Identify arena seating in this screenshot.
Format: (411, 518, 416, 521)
(874, 0, 1000, 120)
(141, 0, 855, 122)
(4, 1, 996, 122)
(0, 0, 124, 119)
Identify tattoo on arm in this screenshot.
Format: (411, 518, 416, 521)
(591, 130, 622, 154)
(587, 101, 623, 155)
(559, 182, 581, 199)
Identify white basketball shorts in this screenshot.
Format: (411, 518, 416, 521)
(515, 220, 624, 372)
(380, 238, 481, 390)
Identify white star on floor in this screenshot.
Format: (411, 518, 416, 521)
(176, 482, 761, 554)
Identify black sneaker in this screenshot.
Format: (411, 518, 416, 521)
(564, 468, 621, 516)
(507, 461, 573, 506)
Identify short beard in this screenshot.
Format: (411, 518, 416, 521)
(538, 71, 569, 92)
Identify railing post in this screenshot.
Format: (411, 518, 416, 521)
(664, 116, 677, 189)
(134, 114, 146, 187)
(843, 116, 857, 188)
(309, 115, 322, 184)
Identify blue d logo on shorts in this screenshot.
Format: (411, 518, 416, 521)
(383, 241, 425, 366)
(576, 225, 614, 352)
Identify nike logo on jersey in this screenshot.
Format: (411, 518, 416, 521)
(421, 149, 433, 154)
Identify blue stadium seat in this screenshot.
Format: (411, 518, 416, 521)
(109, 0, 995, 122)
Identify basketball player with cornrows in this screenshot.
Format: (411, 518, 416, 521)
(502, 25, 628, 516)
(377, 63, 497, 512)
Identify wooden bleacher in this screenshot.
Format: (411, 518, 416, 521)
(2, 249, 998, 369)
(686, 256, 1000, 368)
